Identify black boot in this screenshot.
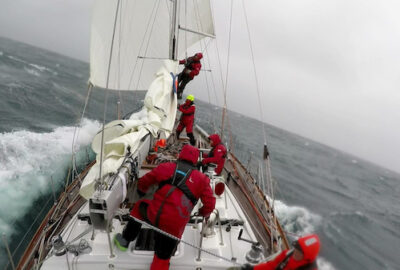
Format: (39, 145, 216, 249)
(187, 133, 196, 146)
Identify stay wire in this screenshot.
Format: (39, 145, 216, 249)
(133, 0, 162, 94)
(99, 0, 121, 185)
(241, 0, 267, 145)
(126, 0, 160, 91)
(192, 1, 217, 131)
(71, 83, 93, 180)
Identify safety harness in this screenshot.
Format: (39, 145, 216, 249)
(154, 161, 198, 226)
(179, 103, 195, 117)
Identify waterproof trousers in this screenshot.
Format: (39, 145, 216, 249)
(123, 202, 179, 270)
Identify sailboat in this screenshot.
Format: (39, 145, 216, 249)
(13, 0, 290, 269)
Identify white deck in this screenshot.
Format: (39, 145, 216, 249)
(41, 174, 263, 269)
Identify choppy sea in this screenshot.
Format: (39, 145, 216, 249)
(0, 37, 399, 270)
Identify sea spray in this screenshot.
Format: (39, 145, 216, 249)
(0, 119, 101, 236)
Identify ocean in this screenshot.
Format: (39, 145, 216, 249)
(0, 37, 399, 270)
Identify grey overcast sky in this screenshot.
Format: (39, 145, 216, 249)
(0, 0, 399, 173)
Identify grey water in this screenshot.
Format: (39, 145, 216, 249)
(0, 37, 399, 270)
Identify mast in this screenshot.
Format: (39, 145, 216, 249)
(170, 0, 179, 60)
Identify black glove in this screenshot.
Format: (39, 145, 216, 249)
(137, 189, 146, 198)
(196, 161, 202, 169)
(227, 265, 253, 270)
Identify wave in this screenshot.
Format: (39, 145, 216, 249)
(0, 119, 101, 236)
(318, 257, 337, 270)
(274, 200, 336, 269)
(23, 66, 41, 77)
(274, 200, 322, 236)
(7, 55, 57, 76)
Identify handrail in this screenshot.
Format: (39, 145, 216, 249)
(228, 152, 290, 250)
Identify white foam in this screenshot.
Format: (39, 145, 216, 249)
(0, 119, 101, 236)
(274, 200, 322, 235)
(8, 55, 57, 75)
(0, 51, 3, 56)
(274, 200, 337, 269)
(24, 66, 41, 77)
(318, 257, 337, 270)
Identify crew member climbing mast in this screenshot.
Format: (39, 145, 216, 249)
(177, 53, 203, 99)
(176, 95, 196, 146)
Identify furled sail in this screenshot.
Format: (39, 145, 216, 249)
(89, 0, 215, 91)
(80, 60, 178, 199)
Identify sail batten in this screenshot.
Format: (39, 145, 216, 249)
(90, 0, 215, 91)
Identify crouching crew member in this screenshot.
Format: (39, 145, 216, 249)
(202, 133, 227, 175)
(114, 145, 216, 270)
(227, 234, 320, 270)
(176, 94, 196, 146)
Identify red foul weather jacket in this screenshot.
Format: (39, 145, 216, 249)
(202, 134, 227, 175)
(178, 100, 195, 133)
(179, 56, 202, 79)
(131, 153, 215, 238)
(253, 234, 320, 270)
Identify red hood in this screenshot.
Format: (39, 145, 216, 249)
(295, 234, 320, 262)
(195, 52, 203, 60)
(178, 145, 199, 165)
(209, 134, 221, 147)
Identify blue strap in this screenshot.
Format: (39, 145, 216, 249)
(176, 170, 186, 176)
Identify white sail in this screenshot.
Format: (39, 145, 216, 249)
(80, 60, 178, 199)
(89, 0, 214, 91)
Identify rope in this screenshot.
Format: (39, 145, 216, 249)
(129, 216, 241, 265)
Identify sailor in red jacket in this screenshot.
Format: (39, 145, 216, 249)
(176, 94, 196, 146)
(114, 145, 216, 270)
(177, 52, 202, 99)
(202, 134, 227, 175)
(228, 234, 320, 270)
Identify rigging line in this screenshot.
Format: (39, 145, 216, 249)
(117, 0, 124, 117)
(71, 83, 93, 180)
(241, 0, 267, 145)
(133, 0, 162, 93)
(199, 39, 217, 131)
(99, 0, 121, 185)
(205, 1, 224, 108)
(193, 3, 213, 108)
(204, 40, 220, 108)
(9, 194, 54, 260)
(241, 0, 277, 229)
(184, 0, 188, 58)
(220, 0, 234, 143)
(126, 0, 160, 91)
(192, 1, 218, 131)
